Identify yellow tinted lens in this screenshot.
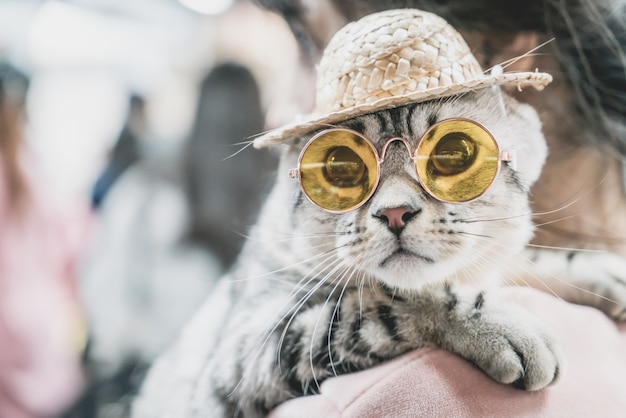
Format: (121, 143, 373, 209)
(299, 130, 378, 212)
(415, 119, 500, 202)
(325, 146, 367, 187)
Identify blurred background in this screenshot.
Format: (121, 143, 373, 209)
(1, 0, 295, 199)
(0, 0, 300, 417)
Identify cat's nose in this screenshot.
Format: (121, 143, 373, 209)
(375, 206, 420, 236)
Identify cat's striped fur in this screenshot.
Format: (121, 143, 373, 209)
(133, 89, 626, 418)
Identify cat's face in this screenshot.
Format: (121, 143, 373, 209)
(267, 89, 547, 291)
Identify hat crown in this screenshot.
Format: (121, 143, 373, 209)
(315, 9, 484, 114)
(253, 8, 551, 148)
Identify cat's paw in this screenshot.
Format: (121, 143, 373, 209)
(445, 301, 565, 391)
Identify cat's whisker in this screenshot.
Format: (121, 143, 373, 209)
(221, 139, 257, 161)
(357, 271, 368, 321)
(226, 243, 347, 283)
(501, 265, 561, 301)
(532, 215, 577, 229)
(530, 167, 613, 222)
(502, 257, 564, 301)
(242, 224, 353, 239)
(243, 253, 343, 367)
(235, 234, 349, 244)
(457, 212, 534, 224)
(460, 186, 595, 224)
(254, 258, 349, 396)
(239, 255, 344, 393)
(473, 238, 567, 301)
(457, 206, 571, 226)
(488, 52, 548, 72)
(261, 247, 365, 377)
(282, 254, 347, 319)
(385, 284, 403, 303)
(197, 222, 342, 253)
(317, 265, 357, 381)
(286, 253, 345, 300)
(446, 239, 498, 287)
(328, 268, 358, 376)
(231, 226, 351, 242)
(470, 233, 619, 304)
(446, 230, 559, 297)
(484, 38, 555, 74)
(302, 262, 354, 392)
(525, 243, 605, 253)
(456, 231, 495, 239)
(463, 209, 623, 305)
(517, 256, 619, 304)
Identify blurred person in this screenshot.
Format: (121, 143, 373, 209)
(183, 62, 278, 269)
(0, 61, 85, 417)
(74, 109, 217, 417)
(91, 94, 144, 209)
(73, 62, 276, 417)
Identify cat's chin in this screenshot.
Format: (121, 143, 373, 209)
(371, 252, 498, 291)
(378, 248, 435, 268)
(371, 254, 449, 291)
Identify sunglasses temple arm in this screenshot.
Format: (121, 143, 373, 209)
(288, 168, 300, 179)
(500, 150, 517, 171)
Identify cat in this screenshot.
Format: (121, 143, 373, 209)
(132, 86, 626, 418)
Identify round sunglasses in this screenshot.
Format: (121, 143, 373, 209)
(288, 118, 513, 213)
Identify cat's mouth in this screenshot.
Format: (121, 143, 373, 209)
(379, 248, 435, 268)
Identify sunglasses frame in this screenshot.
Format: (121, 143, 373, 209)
(289, 118, 513, 213)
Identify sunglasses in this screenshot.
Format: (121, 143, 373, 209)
(288, 118, 513, 213)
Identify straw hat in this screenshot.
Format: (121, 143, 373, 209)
(253, 8, 552, 148)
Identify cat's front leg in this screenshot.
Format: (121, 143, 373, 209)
(423, 284, 565, 390)
(279, 283, 565, 393)
(203, 281, 565, 417)
(519, 249, 626, 320)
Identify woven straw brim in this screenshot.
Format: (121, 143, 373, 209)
(253, 71, 551, 148)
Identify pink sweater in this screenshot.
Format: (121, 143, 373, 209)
(0, 153, 85, 418)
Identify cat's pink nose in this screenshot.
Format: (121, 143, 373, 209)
(375, 206, 419, 236)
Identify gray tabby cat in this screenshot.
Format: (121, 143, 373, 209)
(133, 88, 625, 417)
(133, 9, 626, 418)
